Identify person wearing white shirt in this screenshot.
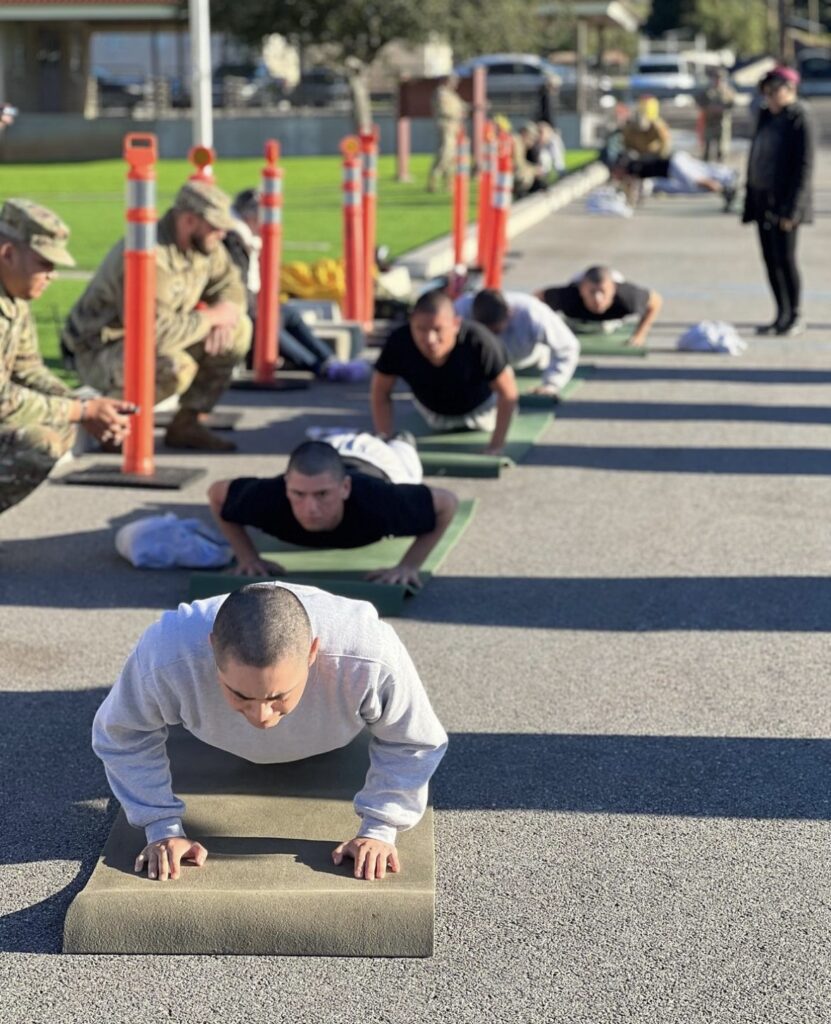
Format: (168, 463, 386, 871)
(455, 289, 580, 398)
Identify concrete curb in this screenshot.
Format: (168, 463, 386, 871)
(397, 160, 610, 280)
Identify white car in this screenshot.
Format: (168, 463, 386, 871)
(629, 55, 699, 100)
(453, 53, 612, 99)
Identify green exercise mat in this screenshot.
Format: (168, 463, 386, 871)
(516, 364, 594, 409)
(188, 499, 477, 613)
(574, 325, 647, 357)
(64, 730, 435, 957)
(398, 409, 552, 478)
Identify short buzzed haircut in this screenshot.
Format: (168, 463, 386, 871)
(287, 440, 346, 481)
(582, 265, 613, 285)
(412, 288, 454, 317)
(212, 584, 312, 668)
(233, 188, 259, 219)
(471, 289, 510, 329)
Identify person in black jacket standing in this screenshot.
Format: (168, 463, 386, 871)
(743, 66, 814, 336)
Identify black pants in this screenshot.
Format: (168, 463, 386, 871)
(757, 219, 800, 326)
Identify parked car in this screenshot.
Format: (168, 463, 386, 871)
(453, 53, 612, 107)
(628, 54, 699, 100)
(93, 67, 150, 112)
(797, 49, 831, 97)
(290, 67, 351, 108)
(212, 63, 287, 108)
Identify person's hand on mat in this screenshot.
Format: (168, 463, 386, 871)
(365, 565, 422, 589)
(134, 837, 208, 881)
(628, 333, 646, 348)
(80, 398, 136, 445)
(332, 836, 400, 881)
(233, 556, 285, 578)
(482, 445, 503, 457)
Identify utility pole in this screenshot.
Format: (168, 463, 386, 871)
(189, 0, 213, 149)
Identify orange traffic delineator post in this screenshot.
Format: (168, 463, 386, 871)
(188, 144, 216, 181)
(232, 140, 307, 392)
(452, 129, 471, 268)
(122, 133, 158, 477)
(341, 135, 365, 323)
(360, 127, 379, 332)
(255, 139, 283, 382)
(484, 131, 514, 291)
(63, 133, 202, 490)
(476, 122, 496, 273)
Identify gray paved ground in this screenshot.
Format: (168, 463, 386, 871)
(2, 134, 831, 1023)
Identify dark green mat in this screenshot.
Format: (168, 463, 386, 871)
(516, 364, 594, 409)
(188, 499, 477, 614)
(398, 409, 552, 478)
(574, 325, 647, 358)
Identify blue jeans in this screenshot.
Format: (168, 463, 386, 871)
(279, 307, 334, 373)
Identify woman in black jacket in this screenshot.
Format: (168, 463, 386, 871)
(743, 66, 814, 336)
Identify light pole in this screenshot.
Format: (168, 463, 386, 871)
(189, 0, 213, 149)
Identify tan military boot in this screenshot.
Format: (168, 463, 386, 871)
(164, 408, 237, 452)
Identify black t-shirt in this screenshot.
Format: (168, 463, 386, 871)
(221, 472, 436, 548)
(374, 321, 507, 416)
(541, 281, 650, 322)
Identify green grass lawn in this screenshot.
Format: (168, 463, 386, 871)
(5, 149, 596, 379)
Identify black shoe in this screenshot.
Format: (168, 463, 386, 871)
(776, 317, 805, 337)
(722, 183, 737, 212)
(754, 321, 781, 336)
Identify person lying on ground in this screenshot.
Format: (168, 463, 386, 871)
(224, 188, 340, 378)
(371, 289, 518, 457)
(62, 180, 251, 452)
(0, 199, 134, 515)
(455, 288, 580, 398)
(93, 582, 448, 882)
(618, 150, 738, 211)
(208, 439, 458, 589)
(537, 265, 663, 348)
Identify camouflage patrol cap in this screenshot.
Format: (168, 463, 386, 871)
(173, 179, 236, 231)
(0, 198, 76, 267)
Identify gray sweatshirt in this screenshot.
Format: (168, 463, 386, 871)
(92, 584, 448, 845)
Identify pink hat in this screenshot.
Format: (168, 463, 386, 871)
(760, 65, 801, 89)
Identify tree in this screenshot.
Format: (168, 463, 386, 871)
(210, 0, 443, 66)
(443, 0, 552, 60)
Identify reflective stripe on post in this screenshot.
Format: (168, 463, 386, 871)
(453, 130, 470, 268)
(360, 127, 379, 331)
(485, 132, 513, 290)
(341, 135, 364, 323)
(477, 122, 496, 272)
(254, 139, 283, 384)
(122, 132, 158, 477)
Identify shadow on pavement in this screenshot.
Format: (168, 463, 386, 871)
(589, 366, 831, 385)
(436, 732, 831, 820)
(525, 443, 831, 475)
(0, 688, 113, 954)
(559, 400, 831, 425)
(407, 575, 831, 631)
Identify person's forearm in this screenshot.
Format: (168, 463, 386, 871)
(371, 391, 395, 438)
(210, 509, 261, 567)
(632, 297, 662, 344)
(489, 395, 517, 452)
(396, 504, 455, 570)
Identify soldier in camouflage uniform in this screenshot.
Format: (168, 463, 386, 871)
(427, 75, 468, 193)
(63, 180, 252, 452)
(0, 199, 135, 514)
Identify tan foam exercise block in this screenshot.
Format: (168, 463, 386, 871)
(64, 730, 435, 956)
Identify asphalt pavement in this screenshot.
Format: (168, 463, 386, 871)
(2, 137, 831, 1023)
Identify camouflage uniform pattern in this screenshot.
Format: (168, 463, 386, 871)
(0, 199, 77, 514)
(697, 82, 735, 162)
(428, 84, 468, 191)
(63, 184, 251, 414)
